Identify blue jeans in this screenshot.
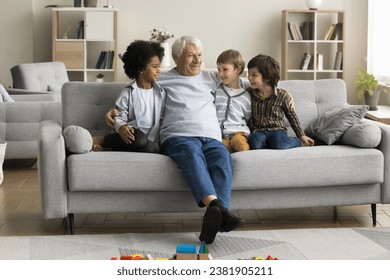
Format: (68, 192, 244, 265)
(161, 137, 232, 208)
(249, 130, 302, 150)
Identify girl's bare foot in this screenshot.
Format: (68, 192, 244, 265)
(92, 136, 107, 151)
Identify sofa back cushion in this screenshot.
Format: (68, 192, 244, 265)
(11, 61, 69, 92)
(62, 82, 127, 136)
(278, 79, 348, 133)
(62, 79, 348, 137)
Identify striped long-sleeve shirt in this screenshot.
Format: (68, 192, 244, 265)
(214, 84, 251, 137)
(249, 87, 305, 138)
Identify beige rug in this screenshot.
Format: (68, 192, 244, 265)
(1, 227, 390, 260)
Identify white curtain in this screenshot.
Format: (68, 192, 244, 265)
(367, 0, 390, 82)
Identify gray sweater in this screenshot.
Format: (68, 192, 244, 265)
(158, 69, 221, 144)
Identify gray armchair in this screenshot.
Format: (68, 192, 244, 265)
(8, 61, 69, 95)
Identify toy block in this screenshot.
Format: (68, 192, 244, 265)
(198, 254, 209, 260)
(176, 253, 198, 260)
(198, 242, 209, 254)
(176, 244, 198, 254)
(143, 254, 154, 260)
(119, 254, 143, 260)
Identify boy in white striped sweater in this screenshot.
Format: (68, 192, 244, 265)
(214, 50, 251, 153)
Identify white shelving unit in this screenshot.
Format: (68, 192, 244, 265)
(282, 10, 345, 80)
(52, 7, 118, 82)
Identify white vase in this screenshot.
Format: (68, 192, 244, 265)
(305, 0, 322, 10)
(0, 140, 7, 186)
(160, 42, 170, 68)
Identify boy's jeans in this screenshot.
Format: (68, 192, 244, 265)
(249, 129, 302, 150)
(161, 136, 232, 208)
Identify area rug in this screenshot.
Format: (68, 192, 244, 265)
(1, 227, 390, 260)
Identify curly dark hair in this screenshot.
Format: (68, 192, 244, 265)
(121, 40, 165, 80)
(247, 54, 280, 88)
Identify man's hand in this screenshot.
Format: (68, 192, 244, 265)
(119, 125, 135, 144)
(106, 108, 118, 128)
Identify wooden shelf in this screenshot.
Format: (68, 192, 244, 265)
(52, 7, 118, 82)
(282, 10, 345, 80)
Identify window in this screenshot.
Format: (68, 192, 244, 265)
(368, 0, 390, 83)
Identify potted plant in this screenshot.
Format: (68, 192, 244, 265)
(355, 68, 386, 111)
(150, 26, 174, 67)
(96, 73, 104, 83)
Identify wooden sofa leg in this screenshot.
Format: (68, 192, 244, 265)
(68, 213, 75, 235)
(371, 204, 377, 226)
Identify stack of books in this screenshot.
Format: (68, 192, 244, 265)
(299, 52, 312, 70)
(323, 23, 342, 40)
(287, 21, 313, 40)
(95, 50, 115, 69)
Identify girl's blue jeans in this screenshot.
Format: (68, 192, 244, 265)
(249, 129, 302, 150)
(161, 136, 232, 208)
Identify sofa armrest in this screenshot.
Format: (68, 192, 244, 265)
(38, 120, 68, 218)
(370, 120, 390, 203)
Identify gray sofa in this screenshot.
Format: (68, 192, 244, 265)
(38, 79, 390, 234)
(1, 94, 61, 159)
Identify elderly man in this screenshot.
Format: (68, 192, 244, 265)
(107, 36, 244, 244)
(159, 36, 244, 243)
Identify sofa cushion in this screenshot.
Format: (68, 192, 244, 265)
(230, 145, 383, 190)
(66, 145, 384, 192)
(306, 105, 369, 145)
(67, 152, 189, 192)
(339, 122, 381, 148)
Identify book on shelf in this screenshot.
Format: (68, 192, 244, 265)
(302, 21, 314, 40)
(287, 22, 296, 40)
(294, 22, 303, 40)
(323, 23, 342, 40)
(333, 51, 343, 70)
(299, 52, 312, 70)
(95, 50, 115, 69)
(323, 24, 335, 40)
(329, 23, 342, 40)
(287, 22, 303, 40)
(316, 53, 323, 71)
(74, 20, 84, 39)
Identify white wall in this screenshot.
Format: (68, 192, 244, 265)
(0, 0, 34, 88)
(1, 0, 369, 105)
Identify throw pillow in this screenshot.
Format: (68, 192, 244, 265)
(339, 122, 381, 148)
(63, 125, 93, 154)
(306, 105, 369, 145)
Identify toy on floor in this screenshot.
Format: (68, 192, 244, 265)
(110, 243, 278, 260)
(110, 253, 154, 260)
(175, 242, 211, 260)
